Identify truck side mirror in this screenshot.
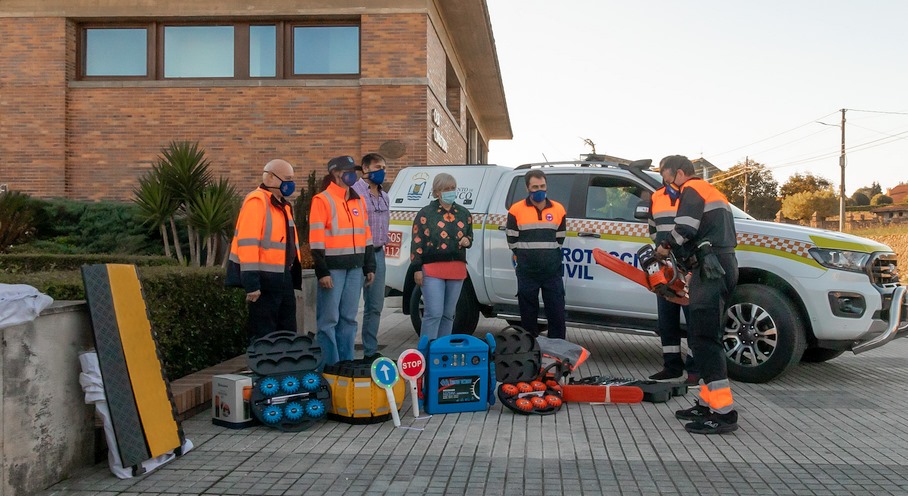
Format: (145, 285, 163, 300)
(634, 200, 650, 220)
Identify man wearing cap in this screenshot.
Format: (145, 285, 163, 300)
(352, 153, 390, 361)
(310, 155, 376, 367)
(227, 159, 303, 343)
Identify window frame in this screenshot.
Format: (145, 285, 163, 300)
(79, 23, 155, 80)
(77, 18, 359, 81)
(157, 23, 238, 80)
(284, 21, 361, 79)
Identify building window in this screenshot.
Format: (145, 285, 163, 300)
(84, 28, 148, 77)
(292, 26, 359, 75)
(249, 25, 277, 78)
(79, 20, 359, 80)
(164, 26, 235, 78)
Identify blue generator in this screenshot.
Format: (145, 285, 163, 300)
(418, 333, 496, 414)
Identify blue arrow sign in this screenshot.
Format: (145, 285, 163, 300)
(371, 357, 399, 388)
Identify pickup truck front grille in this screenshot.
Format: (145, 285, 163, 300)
(870, 253, 899, 287)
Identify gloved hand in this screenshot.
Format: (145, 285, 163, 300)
(698, 241, 726, 280)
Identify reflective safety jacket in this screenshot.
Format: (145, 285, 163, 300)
(648, 183, 681, 246)
(668, 177, 737, 252)
(506, 197, 567, 278)
(309, 181, 376, 279)
(226, 186, 302, 292)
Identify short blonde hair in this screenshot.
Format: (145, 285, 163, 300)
(432, 173, 457, 197)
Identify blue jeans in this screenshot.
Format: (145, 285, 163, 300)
(420, 276, 463, 340)
(361, 250, 385, 357)
(316, 267, 364, 368)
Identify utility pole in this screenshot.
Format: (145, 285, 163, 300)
(743, 156, 749, 213)
(839, 109, 846, 232)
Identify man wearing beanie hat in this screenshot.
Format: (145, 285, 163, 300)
(310, 155, 376, 367)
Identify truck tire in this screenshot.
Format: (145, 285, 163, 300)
(409, 281, 480, 337)
(723, 284, 807, 383)
(800, 347, 845, 363)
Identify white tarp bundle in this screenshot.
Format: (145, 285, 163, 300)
(0, 283, 53, 330)
(78, 351, 193, 478)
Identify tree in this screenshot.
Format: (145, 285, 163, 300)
(854, 181, 883, 200)
(871, 193, 893, 206)
(781, 190, 838, 221)
(779, 172, 833, 198)
(712, 161, 780, 220)
(850, 191, 870, 206)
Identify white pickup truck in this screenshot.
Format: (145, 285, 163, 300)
(383, 160, 906, 382)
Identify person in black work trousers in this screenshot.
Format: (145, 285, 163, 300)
(506, 170, 567, 340)
(647, 161, 698, 384)
(656, 155, 739, 435)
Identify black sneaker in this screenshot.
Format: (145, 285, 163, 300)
(648, 368, 685, 383)
(685, 410, 739, 435)
(363, 353, 383, 362)
(674, 403, 710, 421)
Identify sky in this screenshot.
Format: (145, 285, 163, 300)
(485, 0, 908, 196)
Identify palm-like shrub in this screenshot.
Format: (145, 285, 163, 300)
(134, 141, 238, 266)
(187, 178, 240, 266)
(134, 173, 178, 259)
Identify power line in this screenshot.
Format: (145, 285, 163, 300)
(847, 108, 908, 116)
(709, 111, 839, 158)
(744, 127, 835, 157)
(709, 127, 908, 184)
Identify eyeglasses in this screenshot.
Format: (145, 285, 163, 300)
(268, 171, 291, 182)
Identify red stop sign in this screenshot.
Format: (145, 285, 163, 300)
(397, 349, 426, 381)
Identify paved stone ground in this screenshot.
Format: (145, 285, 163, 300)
(44, 301, 908, 495)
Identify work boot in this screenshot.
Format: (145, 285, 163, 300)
(685, 410, 739, 435)
(648, 368, 685, 383)
(684, 373, 700, 386)
(674, 403, 710, 421)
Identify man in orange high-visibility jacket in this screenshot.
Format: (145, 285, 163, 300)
(656, 155, 739, 435)
(506, 169, 567, 340)
(646, 166, 698, 385)
(310, 155, 376, 367)
(227, 159, 303, 343)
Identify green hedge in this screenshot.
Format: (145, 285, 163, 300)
(0, 253, 178, 274)
(0, 265, 248, 379)
(28, 198, 164, 255)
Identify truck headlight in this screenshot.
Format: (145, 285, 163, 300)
(808, 248, 871, 273)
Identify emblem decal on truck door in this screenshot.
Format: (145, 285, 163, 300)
(407, 172, 430, 201)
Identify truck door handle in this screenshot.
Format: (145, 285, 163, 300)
(498, 226, 507, 231)
(578, 232, 601, 238)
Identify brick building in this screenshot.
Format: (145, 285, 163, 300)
(0, 0, 512, 200)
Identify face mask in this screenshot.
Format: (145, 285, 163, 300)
(665, 183, 680, 201)
(440, 191, 457, 205)
(530, 190, 547, 203)
(269, 171, 295, 196)
(279, 180, 296, 197)
(367, 169, 386, 185)
(341, 171, 358, 187)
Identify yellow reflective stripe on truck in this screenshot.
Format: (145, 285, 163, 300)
(391, 210, 825, 268)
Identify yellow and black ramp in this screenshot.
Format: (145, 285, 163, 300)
(81, 264, 184, 469)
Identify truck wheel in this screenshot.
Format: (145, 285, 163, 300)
(800, 347, 845, 363)
(723, 284, 807, 383)
(409, 282, 480, 337)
